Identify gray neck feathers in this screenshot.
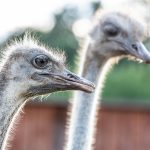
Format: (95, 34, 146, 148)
(0, 71, 26, 150)
(66, 41, 114, 150)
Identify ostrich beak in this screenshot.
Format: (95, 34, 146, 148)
(122, 41, 150, 63)
(39, 69, 95, 93)
(54, 69, 95, 93)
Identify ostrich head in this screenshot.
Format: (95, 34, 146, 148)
(89, 11, 150, 62)
(0, 38, 94, 99)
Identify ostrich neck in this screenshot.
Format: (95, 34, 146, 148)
(66, 44, 112, 150)
(0, 73, 26, 150)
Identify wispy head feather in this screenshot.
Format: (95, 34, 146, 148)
(0, 32, 66, 70)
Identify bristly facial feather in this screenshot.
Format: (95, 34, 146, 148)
(0, 34, 66, 71)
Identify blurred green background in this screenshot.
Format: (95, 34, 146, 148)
(1, 1, 150, 103)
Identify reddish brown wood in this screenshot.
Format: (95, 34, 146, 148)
(9, 103, 150, 150)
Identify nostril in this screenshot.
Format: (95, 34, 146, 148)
(132, 44, 138, 51)
(67, 73, 79, 80)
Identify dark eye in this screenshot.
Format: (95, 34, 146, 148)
(103, 24, 119, 37)
(32, 55, 49, 69)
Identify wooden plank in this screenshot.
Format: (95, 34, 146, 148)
(9, 104, 150, 150)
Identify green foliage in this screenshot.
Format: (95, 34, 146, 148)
(103, 60, 150, 101)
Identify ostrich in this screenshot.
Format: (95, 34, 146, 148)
(66, 11, 150, 150)
(0, 37, 95, 150)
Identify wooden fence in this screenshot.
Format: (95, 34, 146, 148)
(9, 101, 150, 150)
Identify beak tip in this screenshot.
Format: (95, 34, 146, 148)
(82, 88, 95, 93)
(75, 80, 95, 93)
(83, 83, 95, 93)
(63, 70, 95, 93)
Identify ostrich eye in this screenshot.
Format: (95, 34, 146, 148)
(103, 24, 119, 37)
(32, 55, 49, 69)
